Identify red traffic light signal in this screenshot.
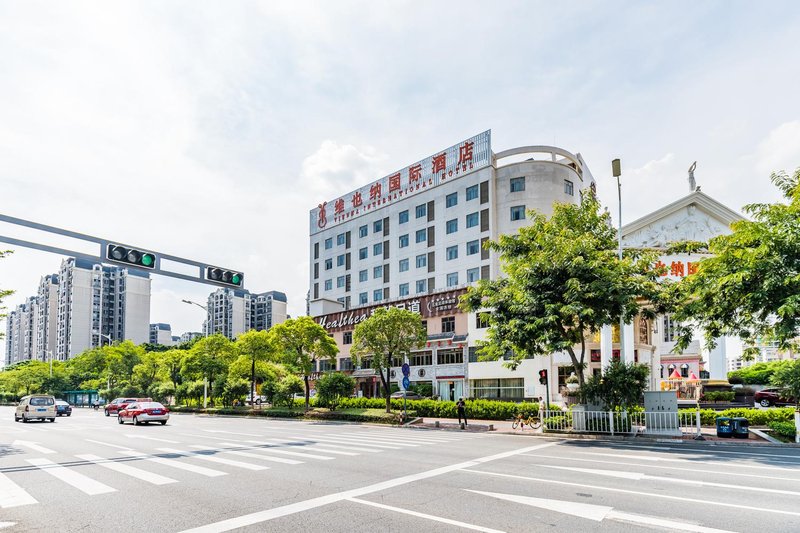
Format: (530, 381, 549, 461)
(538, 369, 548, 385)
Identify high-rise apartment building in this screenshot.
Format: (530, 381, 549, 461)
(205, 288, 288, 339)
(34, 274, 59, 360)
(149, 323, 174, 346)
(4, 297, 37, 366)
(179, 331, 203, 343)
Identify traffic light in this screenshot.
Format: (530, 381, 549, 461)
(206, 266, 244, 288)
(538, 369, 548, 385)
(105, 244, 156, 269)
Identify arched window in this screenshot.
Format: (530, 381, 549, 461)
(680, 363, 689, 378)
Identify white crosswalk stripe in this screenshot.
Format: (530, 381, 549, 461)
(188, 444, 300, 465)
(297, 435, 402, 450)
(245, 439, 360, 456)
(0, 472, 37, 508)
(158, 447, 270, 470)
(220, 442, 334, 461)
(288, 437, 381, 453)
(26, 457, 116, 495)
(120, 450, 227, 477)
(76, 454, 178, 485)
(308, 433, 418, 447)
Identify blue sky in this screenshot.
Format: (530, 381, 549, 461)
(1, 1, 799, 353)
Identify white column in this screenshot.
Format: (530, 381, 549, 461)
(623, 322, 635, 364)
(600, 324, 613, 370)
(708, 336, 727, 381)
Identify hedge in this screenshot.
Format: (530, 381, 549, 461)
(680, 407, 796, 426)
(335, 397, 561, 420)
(168, 405, 406, 424)
(768, 421, 797, 440)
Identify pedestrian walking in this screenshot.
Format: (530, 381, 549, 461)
(456, 397, 467, 427)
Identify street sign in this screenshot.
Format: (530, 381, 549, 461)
(402, 376, 410, 390)
(401, 363, 410, 377)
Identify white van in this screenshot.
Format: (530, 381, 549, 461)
(15, 395, 57, 423)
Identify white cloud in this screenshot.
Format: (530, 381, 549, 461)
(754, 120, 800, 176)
(299, 140, 388, 200)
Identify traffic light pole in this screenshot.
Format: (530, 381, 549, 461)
(0, 212, 244, 289)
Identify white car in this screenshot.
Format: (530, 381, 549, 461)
(15, 395, 57, 423)
(118, 401, 170, 425)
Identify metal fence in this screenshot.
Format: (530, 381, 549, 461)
(542, 409, 702, 437)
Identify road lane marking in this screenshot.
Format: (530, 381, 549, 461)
(310, 434, 419, 447)
(335, 432, 454, 445)
(348, 497, 506, 533)
(124, 434, 179, 443)
(203, 430, 262, 437)
(0, 522, 16, 529)
(119, 450, 226, 477)
(85, 439, 133, 450)
(178, 441, 560, 533)
(601, 443, 800, 461)
(288, 438, 380, 453)
(189, 444, 300, 465)
(12, 440, 56, 454)
(158, 447, 269, 470)
(76, 454, 178, 485)
(0, 472, 38, 508)
(461, 469, 800, 518)
(538, 465, 800, 496)
(565, 451, 800, 471)
(245, 439, 359, 456)
(221, 442, 334, 460)
(522, 454, 800, 482)
(467, 490, 731, 533)
(299, 435, 401, 449)
(26, 458, 115, 495)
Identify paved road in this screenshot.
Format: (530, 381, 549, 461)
(1, 406, 799, 532)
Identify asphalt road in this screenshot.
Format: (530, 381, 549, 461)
(1, 406, 800, 533)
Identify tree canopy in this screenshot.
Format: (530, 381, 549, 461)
(672, 169, 800, 353)
(461, 193, 665, 384)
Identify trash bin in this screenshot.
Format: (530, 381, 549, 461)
(716, 416, 733, 438)
(732, 417, 749, 439)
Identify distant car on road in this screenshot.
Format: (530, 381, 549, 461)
(55, 399, 72, 417)
(105, 397, 152, 416)
(390, 391, 424, 400)
(755, 388, 796, 407)
(118, 401, 170, 425)
(14, 395, 56, 423)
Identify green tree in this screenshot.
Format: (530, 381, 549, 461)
(222, 377, 250, 407)
(270, 317, 338, 411)
(161, 349, 188, 389)
(770, 359, 800, 408)
(273, 374, 304, 407)
(182, 334, 236, 406)
(672, 169, 800, 353)
(316, 372, 356, 410)
(235, 330, 277, 406)
(461, 194, 664, 384)
(132, 351, 163, 391)
(351, 307, 427, 413)
(578, 361, 650, 410)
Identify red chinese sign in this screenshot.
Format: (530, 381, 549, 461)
(655, 257, 700, 278)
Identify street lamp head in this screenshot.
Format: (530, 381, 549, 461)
(612, 158, 622, 178)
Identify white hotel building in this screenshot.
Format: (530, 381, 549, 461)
(309, 131, 597, 401)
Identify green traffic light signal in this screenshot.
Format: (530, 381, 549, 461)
(106, 244, 156, 270)
(141, 254, 155, 267)
(231, 273, 241, 285)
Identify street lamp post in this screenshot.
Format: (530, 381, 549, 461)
(612, 159, 626, 362)
(94, 331, 114, 393)
(182, 299, 209, 408)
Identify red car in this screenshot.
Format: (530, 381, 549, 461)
(754, 388, 796, 407)
(105, 397, 152, 416)
(118, 402, 170, 425)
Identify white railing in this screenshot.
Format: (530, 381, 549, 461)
(542, 409, 702, 437)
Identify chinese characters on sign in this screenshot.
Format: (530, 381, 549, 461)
(654, 259, 700, 278)
(309, 131, 492, 234)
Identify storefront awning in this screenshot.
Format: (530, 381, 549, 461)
(351, 368, 378, 378)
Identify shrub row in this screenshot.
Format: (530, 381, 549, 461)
(680, 407, 796, 426)
(168, 404, 407, 424)
(701, 391, 736, 402)
(335, 397, 560, 420)
(768, 421, 797, 440)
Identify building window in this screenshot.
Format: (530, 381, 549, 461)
(342, 332, 352, 345)
(416, 254, 427, 268)
(359, 247, 368, 260)
(680, 363, 690, 378)
(470, 378, 524, 400)
(337, 254, 345, 267)
(339, 356, 354, 370)
(415, 204, 427, 218)
(373, 289, 383, 302)
(446, 246, 458, 261)
(373, 265, 383, 279)
(337, 233, 346, 246)
(399, 283, 409, 297)
(466, 240, 480, 255)
(325, 238, 333, 250)
(324, 279, 332, 291)
(359, 270, 368, 282)
(399, 210, 409, 224)
(510, 205, 526, 221)
(359, 292, 368, 305)
(446, 192, 458, 208)
(373, 242, 383, 256)
(416, 279, 427, 293)
(415, 229, 427, 243)
(399, 258, 409, 272)
(663, 315, 679, 343)
(410, 351, 432, 366)
(441, 316, 455, 333)
(475, 313, 489, 329)
(510, 177, 526, 192)
(564, 179, 574, 196)
(466, 184, 478, 201)
(335, 276, 345, 288)
(466, 212, 479, 228)
(446, 219, 458, 234)
(373, 219, 383, 233)
(325, 258, 333, 270)
(399, 234, 409, 248)
(467, 268, 479, 283)
(359, 225, 368, 238)
(438, 348, 463, 365)
(446, 272, 458, 287)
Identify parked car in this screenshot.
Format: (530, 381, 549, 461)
(105, 397, 152, 416)
(245, 393, 268, 405)
(390, 391, 424, 400)
(118, 401, 170, 425)
(15, 395, 57, 423)
(55, 399, 72, 417)
(754, 388, 796, 407)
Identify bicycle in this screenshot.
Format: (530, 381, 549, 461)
(512, 412, 541, 430)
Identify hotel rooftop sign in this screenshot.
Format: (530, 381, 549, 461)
(310, 130, 492, 235)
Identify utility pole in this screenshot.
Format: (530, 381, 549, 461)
(182, 299, 209, 408)
(612, 159, 625, 362)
